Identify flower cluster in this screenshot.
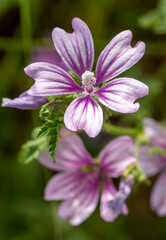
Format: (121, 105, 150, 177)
(2, 17, 166, 226)
(2, 17, 148, 137)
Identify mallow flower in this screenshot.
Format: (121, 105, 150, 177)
(25, 17, 149, 138)
(38, 129, 135, 225)
(2, 91, 47, 110)
(139, 118, 166, 216)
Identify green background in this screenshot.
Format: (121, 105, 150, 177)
(1, 0, 166, 239)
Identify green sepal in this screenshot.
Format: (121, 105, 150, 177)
(39, 103, 50, 121)
(68, 71, 81, 85)
(123, 164, 150, 186)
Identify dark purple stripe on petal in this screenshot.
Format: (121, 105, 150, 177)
(24, 62, 83, 96)
(64, 95, 103, 138)
(95, 30, 145, 85)
(52, 18, 94, 78)
(95, 77, 149, 113)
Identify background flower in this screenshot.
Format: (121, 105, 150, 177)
(139, 118, 166, 216)
(38, 129, 135, 225)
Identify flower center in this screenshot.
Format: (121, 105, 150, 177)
(81, 71, 96, 93)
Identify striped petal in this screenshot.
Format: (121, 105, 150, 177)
(52, 17, 94, 78)
(150, 171, 166, 216)
(25, 62, 83, 96)
(44, 172, 93, 200)
(96, 30, 145, 85)
(95, 78, 149, 113)
(139, 146, 166, 177)
(99, 136, 135, 177)
(38, 129, 93, 170)
(143, 118, 166, 150)
(2, 91, 47, 110)
(100, 178, 128, 222)
(64, 95, 103, 138)
(58, 172, 99, 226)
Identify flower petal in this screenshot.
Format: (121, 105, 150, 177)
(58, 172, 99, 226)
(99, 136, 135, 177)
(143, 118, 166, 150)
(52, 17, 94, 78)
(100, 178, 128, 222)
(1, 91, 47, 110)
(95, 77, 149, 113)
(56, 128, 94, 168)
(95, 30, 145, 85)
(139, 146, 166, 177)
(25, 62, 83, 96)
(64, 95, 103, 138)
(44, 172, 93, 200)
(38, 129, 93, 170)
(150, 171, 166, 216)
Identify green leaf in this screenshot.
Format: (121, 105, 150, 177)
(36, 120, 62, 162)
(36, 124, 48, 138)
(47, 120, 62, 162)
(138, 0, 166, 34)
(18, 135, 46, 164)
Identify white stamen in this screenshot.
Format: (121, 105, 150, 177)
(81, 71, 96, 93)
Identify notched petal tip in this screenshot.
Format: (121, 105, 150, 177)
(118, 29, 133, 40)
(52, 18, 94, 78)
(96, 78, 148, 114)
(72, 17, 84, 25)
(96, 30, 146, 85)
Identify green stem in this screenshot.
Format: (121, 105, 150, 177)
(103, 122, 138, 136)
(19, 0, 32, 56)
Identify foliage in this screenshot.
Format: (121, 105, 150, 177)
(18, 128, 47, 164)
(37, 119, 62, 162)
(138, 0, 166, 34)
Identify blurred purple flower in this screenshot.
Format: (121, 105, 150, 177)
(2, 91, 47, 110)
(139, 118, 166, 216)
(25, 17, 149, 138)
(108, 176, 134, 215)
(32, 48, 69, 71)
(38, 129, 135, 225)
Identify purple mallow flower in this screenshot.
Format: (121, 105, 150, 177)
(139, 118, 166, 216)
(2, 91, 47, 110)
(38, 129, 135, 225)
(25, 17, 149, 138)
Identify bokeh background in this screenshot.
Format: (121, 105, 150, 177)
(1, 0, 166, 239)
